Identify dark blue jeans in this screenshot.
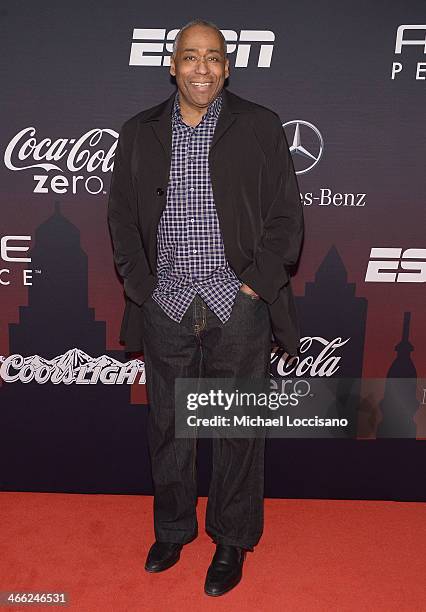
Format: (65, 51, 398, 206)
(141, 289, 272, 551)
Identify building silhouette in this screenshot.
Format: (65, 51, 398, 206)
(9, 202, 105, 358)
(295, 245, 367, 378)
(0, 204, 152, 494)
(377, 312, 419, 438)
(271, 246, 367, 436)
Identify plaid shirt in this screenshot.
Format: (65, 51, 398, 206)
(152, 91, 241, 323)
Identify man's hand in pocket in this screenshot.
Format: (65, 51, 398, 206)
(240, 283, 260, 299)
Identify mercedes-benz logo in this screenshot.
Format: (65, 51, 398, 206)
(283, 120, 324, 175)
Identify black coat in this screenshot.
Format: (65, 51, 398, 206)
(108, 87, 304, 355)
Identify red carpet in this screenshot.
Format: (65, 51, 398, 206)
(1, 493, 425, 611)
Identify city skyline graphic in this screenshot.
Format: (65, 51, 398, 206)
(1, 205, 424, 500)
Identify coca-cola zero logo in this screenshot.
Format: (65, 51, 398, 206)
(4, 127, 118, 196)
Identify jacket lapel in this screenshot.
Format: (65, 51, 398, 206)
(210, 88, 237, 151)
(147, 92, 175, 168)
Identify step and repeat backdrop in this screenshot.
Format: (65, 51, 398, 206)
(0, 1, 425, 499)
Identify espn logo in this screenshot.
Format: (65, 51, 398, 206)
(129, 28, 275, 68)
(365, 248, 426, 283)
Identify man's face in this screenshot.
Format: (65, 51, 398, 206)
(170, 25, 229, 111)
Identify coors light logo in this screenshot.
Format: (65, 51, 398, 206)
(0, 348, 145, 385)
(4, 127, 118, 196)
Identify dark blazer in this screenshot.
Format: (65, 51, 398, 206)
(108, 87, 304, 356)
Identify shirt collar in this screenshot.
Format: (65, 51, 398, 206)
(172, 90, 223, 125)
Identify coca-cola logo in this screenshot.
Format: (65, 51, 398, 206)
(271, 336, 350, 377)
(4, 127, 118, 196)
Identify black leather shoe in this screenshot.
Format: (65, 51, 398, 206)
(144, 541, 183, 573)
(204, 544, 246, 596)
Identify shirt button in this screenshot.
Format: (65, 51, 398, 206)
(189, 187, 195, 192)
(190, 218, 195, 223)
(192, 249, 197, 254)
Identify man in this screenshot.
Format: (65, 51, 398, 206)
(108, 19, 303, 596)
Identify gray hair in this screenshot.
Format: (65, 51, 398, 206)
(172, 19, 227, 58)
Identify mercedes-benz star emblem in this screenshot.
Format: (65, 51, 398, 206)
(283, 120, 324, 175)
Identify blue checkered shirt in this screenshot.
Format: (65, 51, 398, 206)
(152, 91, 242, 323)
